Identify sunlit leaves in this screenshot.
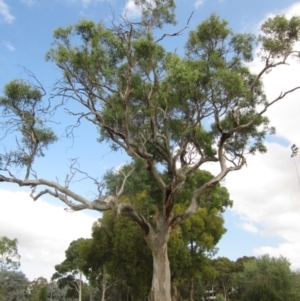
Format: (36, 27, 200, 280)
(260, 15, 300, 60)
(186, 14, 231, 57)
(47, 20, 124, 88)
(133, 0, 177, 28)
(0, 80, 57, 172)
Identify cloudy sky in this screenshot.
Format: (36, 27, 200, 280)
(1, 0, 300, 281)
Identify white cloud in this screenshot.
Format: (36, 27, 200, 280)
(241, 222, 259, 233)
(254, 242, 300, 265)
(5, 41, 15, 51)
(0, 0, 15, 23)
(0, 190, 96, 280)
(223, 140, 300, 269)
(123, 0, 142, 19)
(264, 2, 300, 21)
(195, 0, 205, 9)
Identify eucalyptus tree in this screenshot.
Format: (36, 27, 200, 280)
(52, 239, 88, 301)
(212, 257, 237, 301)
(0, 270, 28, 301)
(1, 1, 300, 300)
(0, 236, 21, 271)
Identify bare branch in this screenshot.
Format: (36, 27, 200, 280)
(155, 12, 194, 43)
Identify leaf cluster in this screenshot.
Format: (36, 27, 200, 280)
(260, 15, 300, 60)
(0, 80, 57, 174)
(0, 236, 21, 271)
(234, 255, 299, 301)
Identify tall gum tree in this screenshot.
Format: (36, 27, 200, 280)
(1, 1, 300, 300)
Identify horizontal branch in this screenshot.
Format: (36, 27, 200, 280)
(0, 171, 151, 233)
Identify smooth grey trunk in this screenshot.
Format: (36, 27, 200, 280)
(150, 245, 171, 301)
(146, 220, 172, 301)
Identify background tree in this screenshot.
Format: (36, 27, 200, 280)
(0, 236, 21, 271)
(27, 277, 48, 301)
(1, 1, 300, 300)
(92, 212, 153, 301)
(168, 170, 230, 301)
(0, 269, 28, 301)
(215, 294, 226, 301)
(76, 235, 124, 301)
(212, 257, 237, 301)
(47, 281, 67, 301)
(52, 239, 88, 301)
(234, 255, 300, 301)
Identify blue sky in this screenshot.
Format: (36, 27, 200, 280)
(1, 0, 300, 280)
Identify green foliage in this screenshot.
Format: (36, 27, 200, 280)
(260, 15, 300, 60)
(46, 20, 124, 83)
(235, 255, 299, 301)
(45, 12, 278, 166)
(52, 239, 89, 300)
(0, 269, 28, 301)
(241, 280, 283, 301)
(47, 281, 66, 301)
(0, 236, 20, 271)
(0, 80, 57, 173)
(90, 165, 230, 300)
(215, 294, 226, 301)
(27, 278, 48, 301)
(132, 0, 176, 28)
(91, 212, 153, 300)
(176, 170, 232, 212)
(105, 161, 232, 217)
(212, 257, 237, 299)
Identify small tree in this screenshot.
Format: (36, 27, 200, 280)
(52, 239, 88, 301)
(1, 2, 300, 300)
(213, 257, 237, 301)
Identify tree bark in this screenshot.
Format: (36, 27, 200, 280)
(149, 244, 171, 301)
(146, 222, 172, 301)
